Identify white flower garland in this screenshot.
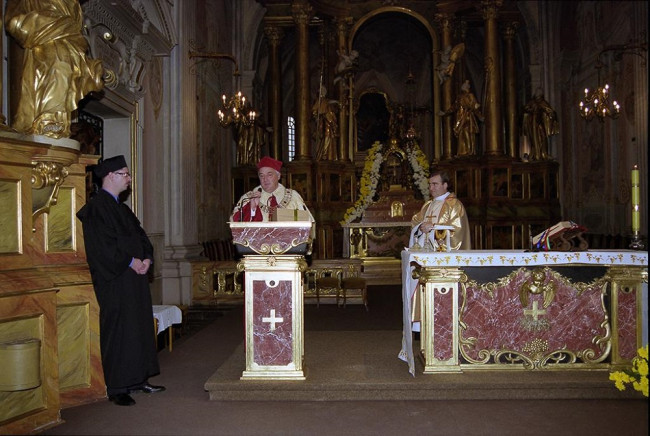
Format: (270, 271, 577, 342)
(341, 141, 430, 224)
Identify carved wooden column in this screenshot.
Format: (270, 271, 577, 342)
(435, 13, 454, 160)
(0, 10, 6, 128)
(292, 1, 313, 161)
(503, 22, 519, 158)
(480, 0, 504, 156)
(264, 24, 284, 159)
(336, 17, 351, 161)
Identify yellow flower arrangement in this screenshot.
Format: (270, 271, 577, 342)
(406, 143, 430, 199)
(340, 140, 431, 224)
(609, 344, 648, 397)
(341, 141, 384, 224)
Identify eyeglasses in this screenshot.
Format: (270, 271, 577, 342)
(114, 171, 131, 178)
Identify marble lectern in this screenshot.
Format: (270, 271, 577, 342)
(230, 221, 313, 380)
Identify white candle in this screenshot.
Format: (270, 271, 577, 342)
(631, 165, 640, 232)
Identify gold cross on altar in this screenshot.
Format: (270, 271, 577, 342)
(262, 309, 284, 331)
(524, 300, 546, 320)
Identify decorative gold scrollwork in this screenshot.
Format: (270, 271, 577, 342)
(365, 227, 390, 242)
(31, 161, 69, 226)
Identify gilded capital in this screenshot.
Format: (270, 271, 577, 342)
(480, 0, 503, 20)
(292, 2, 314, 26)
(434, 12, 453, 30)
(335, 17, 352, 36)
(264, 25, 284, 46)
(504, 22, 519, 40)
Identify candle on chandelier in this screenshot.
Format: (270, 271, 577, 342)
(631, 165, 640, 232)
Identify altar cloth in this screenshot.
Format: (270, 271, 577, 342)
(403, 249, 648, 267)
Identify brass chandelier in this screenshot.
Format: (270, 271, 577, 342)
(578, 63, 620, 122)
(217, 91, 256, 128)
(578, 42, 647, 122)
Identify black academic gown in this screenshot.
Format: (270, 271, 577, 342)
(77, 189, 159, 390)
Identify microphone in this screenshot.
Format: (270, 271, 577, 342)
(237, 187, 262, 222)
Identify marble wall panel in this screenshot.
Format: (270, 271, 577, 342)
(460, 268, 609, 366)
(252, 279, 293, 366)
(46, 187, 75, 252)
(616, 289, 639, 360)
(56, 284, 105, 408)
(0, 180, 20, 254)
(433, 287, 453, 361)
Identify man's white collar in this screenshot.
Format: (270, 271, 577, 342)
(434, 192, 451, 201)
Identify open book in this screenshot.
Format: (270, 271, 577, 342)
(532, 221, 587, 251)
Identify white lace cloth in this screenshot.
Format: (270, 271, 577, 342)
(152, 305, 183, 334)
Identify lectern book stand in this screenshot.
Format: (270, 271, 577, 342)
(229, 221, 313, 380)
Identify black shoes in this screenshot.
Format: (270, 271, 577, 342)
(128, 382, 166, 394)
(108, 382, 165, 405)
(108, 393, 136, 406)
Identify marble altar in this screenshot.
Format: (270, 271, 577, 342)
(400, 249, 648, 375)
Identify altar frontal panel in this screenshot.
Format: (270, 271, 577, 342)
(459, 266, 612, 368)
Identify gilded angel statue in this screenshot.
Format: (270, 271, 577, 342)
(519, 268, 557, 309)
(435, 43, 465, 84)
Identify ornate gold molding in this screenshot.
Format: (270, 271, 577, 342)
(31, 161, 69, 226)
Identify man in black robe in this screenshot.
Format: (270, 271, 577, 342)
(77, 155, 164, 406)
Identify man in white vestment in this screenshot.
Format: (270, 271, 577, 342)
(399, 170, 470, 374)
(409, 170, 471, 251)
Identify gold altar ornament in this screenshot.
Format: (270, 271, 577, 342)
(4, 0, 104, 138)
(629, 165, 645, 250)
(631, 165, 640, 232)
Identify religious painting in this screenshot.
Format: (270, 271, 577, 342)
(514, 224, 525, 249)
(342, 175, 353, 202)
(492, 225, 513, 249)
(233, 177, 246, 203)
(492, 169, 508, 197)
(456, 170, 469, 198)
(329, 174, 341, 202)
(511, 173, 523, 199)
(355, 90, 391, 152)
(549, 170, 558, 199)
(529, 173, 545, 199)
(290, 173, 309, 202)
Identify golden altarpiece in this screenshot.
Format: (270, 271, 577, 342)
(199, 3, 567, 303)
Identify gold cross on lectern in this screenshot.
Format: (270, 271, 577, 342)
(262, 309, 284, 331)
(524, 300, 547, 320)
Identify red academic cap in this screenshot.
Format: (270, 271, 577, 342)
(257, 156, 282, 172)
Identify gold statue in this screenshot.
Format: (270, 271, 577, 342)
(312, 86, 339, 161)
(439, 80, 483, 156)
(519, 268, 557, 309)
(522, 88, 559, 161)
(5, 0, 103, 139)
(236, 122, 266, 166)
(435, 43, 465, 84)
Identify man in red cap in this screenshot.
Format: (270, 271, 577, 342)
(231, 156, 313, 222)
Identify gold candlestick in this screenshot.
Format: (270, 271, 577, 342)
(629, 165, 645, 250)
